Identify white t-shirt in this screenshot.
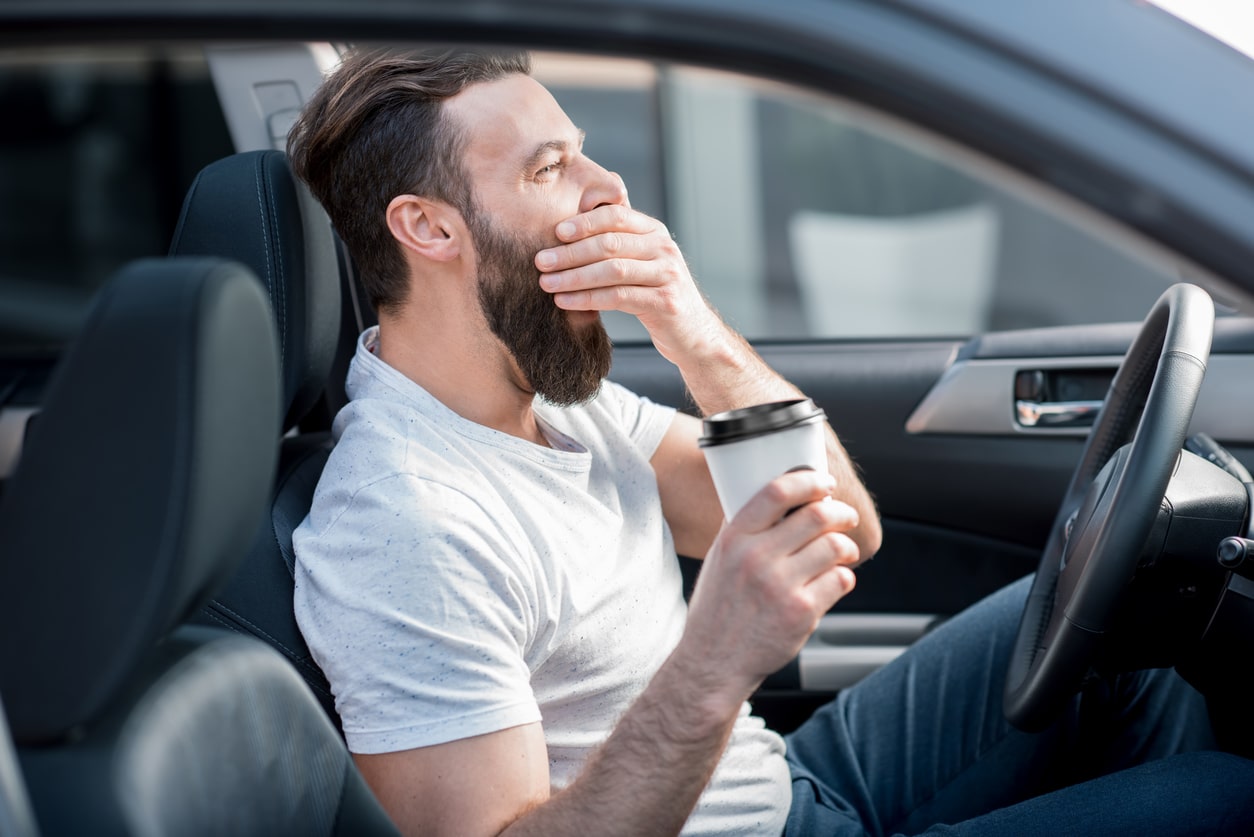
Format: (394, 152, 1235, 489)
(293, 328, 791, 835)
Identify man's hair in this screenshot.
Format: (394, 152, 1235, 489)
(287, 46, 532, 313)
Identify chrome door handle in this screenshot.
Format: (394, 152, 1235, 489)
(1015, 399, 1103, 428)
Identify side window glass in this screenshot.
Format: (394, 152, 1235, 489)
(0, 46, 234, 354)
(545, 55, 1179, 343)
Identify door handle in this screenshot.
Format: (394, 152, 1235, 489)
(1014, 399, 1103, 428)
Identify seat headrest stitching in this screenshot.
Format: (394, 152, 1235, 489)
(263, 160, 289, 368)
(252, 156, 286, 366)
(167, 170, 204, 255)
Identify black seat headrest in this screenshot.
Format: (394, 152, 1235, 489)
(169, 150, 341, 432)
(0, 257, 281, 744)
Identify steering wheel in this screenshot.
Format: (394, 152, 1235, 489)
(1003, 283, 1215, 732)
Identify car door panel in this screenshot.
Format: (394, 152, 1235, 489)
(610, 314, 1254, 623)
(613, 339, 1055, 612)
(613, 315, 1254, 727)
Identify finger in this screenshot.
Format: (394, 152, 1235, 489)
(542, 256, 670, 299)
(730, 470, 836, 535)
(775, 496, 860, 546)
(785, 529, 860, 587)
(554, 204, 661, 243)
(551, 281, 679, 319)
(806, 564, 857, 613)
(535, 229, 663, 275)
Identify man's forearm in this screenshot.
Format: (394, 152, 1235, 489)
(501, 645, 739, 837)
(498, 438, 863, 837)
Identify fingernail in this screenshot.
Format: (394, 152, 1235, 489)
(557, 221, 576, 239)
(536, 250, 556, 268)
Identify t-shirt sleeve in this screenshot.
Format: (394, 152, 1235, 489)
(599, 379, 676, 459)
(293, 471, 541, 755)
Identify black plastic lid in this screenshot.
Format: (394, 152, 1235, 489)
(698, 398, 825, 447)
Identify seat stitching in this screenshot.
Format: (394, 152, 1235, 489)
(209, 599, 301, 657)
(199, 607, 332, 697)
(206, 601, 326, 678)
(252, 155, 286, 364)
(264, 160, 288, 361)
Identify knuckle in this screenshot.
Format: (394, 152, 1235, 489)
(762, 480, 791, 506)
(815, 500, 852, 530)
(782, 591, 819, 627)
(820, 531, 845, 557)
(801, 502, 830, 528)
(783, 587, 810, 611)
(741, 541, 772, 573)
(655, 286, 681, 317)
(744, 544, 784, 585)
(602, 232, 622, 256)
(752, 564, 780, 595)
(826, 532, 858, 564)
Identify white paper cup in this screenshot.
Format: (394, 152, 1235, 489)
(699, 399, 829, 521)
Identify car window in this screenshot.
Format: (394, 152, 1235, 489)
(0, 46, 1182, 354)
(537, 56, 1180, 343)
(0, 45, 234, 355)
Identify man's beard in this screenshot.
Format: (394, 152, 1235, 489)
(470, 210, 612, 407)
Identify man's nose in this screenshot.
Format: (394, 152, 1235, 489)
(579, 161, 629, 213)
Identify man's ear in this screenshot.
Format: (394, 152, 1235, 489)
(385, 195, 463, 262)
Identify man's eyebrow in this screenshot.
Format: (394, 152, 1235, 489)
(520, 129, 587, 173)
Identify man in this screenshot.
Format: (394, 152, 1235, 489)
(289, 47, 1254, 836)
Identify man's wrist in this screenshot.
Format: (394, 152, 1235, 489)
(680, 331, 800, 419)
(658, 638, 759, 736)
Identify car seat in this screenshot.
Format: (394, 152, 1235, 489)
(0, 693, 36, 837)
(0, 257, 397, 836)
(168, 149, 352, 729)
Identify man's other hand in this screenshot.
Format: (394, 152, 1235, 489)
(677, 468, 860, 712)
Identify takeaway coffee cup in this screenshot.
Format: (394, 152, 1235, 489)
(698, 398, 829, 521)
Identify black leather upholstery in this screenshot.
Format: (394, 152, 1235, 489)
(0, 694, 36, 837)
(171, 150, 345, 727)
(170, 149, 342, 432)
(198, 436, 338, 724)
(18, 627, 396, 837)
(0, 258, 397, 836)
(0, 258, 281, 742)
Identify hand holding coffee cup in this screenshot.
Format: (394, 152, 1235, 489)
(699, 399, 830, 522)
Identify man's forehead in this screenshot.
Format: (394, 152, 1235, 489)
(446, 74, 579, 162)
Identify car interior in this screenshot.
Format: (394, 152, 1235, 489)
(168, 148, 351, 730)
(0, 256, 394, 835)
(2, 5, 1254, 831)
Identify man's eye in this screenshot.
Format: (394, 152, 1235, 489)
(536, 162, 559, 178)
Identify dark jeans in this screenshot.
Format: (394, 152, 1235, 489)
(783, 574, 1254, 835)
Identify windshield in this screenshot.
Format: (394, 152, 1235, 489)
(1152, 0, 1254, 59)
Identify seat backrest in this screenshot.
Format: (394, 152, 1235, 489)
(0, 258, 280, 740)
(0, 257, 396, 836)
(0, 694, 37, 837)
(170, 150, 347, 726)
(170, 148, 343, 433)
